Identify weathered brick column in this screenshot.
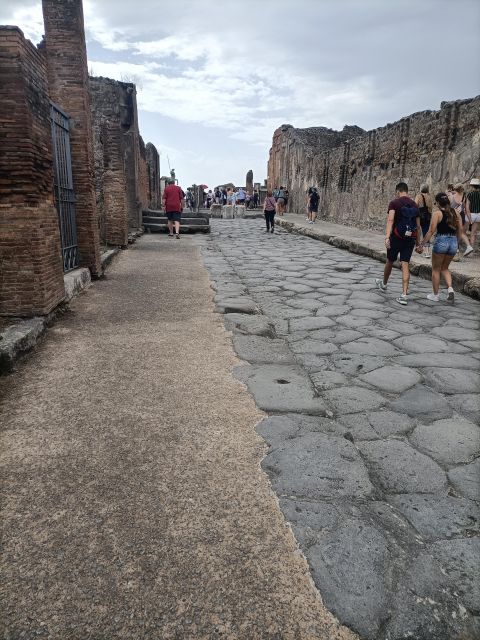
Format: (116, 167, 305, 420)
(42, 0, 102, 275)
(0, 27, 65, 316)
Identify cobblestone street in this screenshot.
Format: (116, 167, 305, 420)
(204, 219, 480, 640)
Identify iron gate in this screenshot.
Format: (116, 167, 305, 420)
(50, 102, 79, 272)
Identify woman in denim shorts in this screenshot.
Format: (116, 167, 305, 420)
(420, 193, 462, 303)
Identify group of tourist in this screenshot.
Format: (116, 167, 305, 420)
(200, 188, 261, 209)
(375, 178, 479, 305)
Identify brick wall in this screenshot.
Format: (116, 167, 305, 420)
(42, 0, 102, 274)
(0, 26, 65, 316)
(268, 97, 480, 230)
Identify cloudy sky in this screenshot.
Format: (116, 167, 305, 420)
(2, 0, 479, 188)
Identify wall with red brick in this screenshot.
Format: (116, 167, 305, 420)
(0, 26, 65, 316)
(42, 0, 102, 274)
(268, 96, 480, 231)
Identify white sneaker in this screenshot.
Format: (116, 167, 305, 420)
(447, 288, 455, 303)
(464, 246, 474, 258)
(375, 278, 387, 291)
(427, 293, 439, 302)
(396, 294, 408, 305)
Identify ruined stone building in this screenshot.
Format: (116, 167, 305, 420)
(268, 97, 480, 230)
(0, 0, 161, 317)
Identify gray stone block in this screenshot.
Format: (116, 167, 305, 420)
(389, 385, 453, 422)
(360, 365, 421, 393)
(289, 316, 335, 331)
(306, 518, 390, 638)
(232, 335, 295, 365)
(389, 494, 480, 541)
(448, 393, 480, 424)
(409, 418, 480, 465)
(448, 458, 480, 501)
(323, 386, 385, 414)
(290, 339, 338, 356)
(216, 297, 258, 314)
(358, 440, 447, 494)
(331, 353, 387, 375)
(367, 410, 415, 437)
(223, 313, 276, 337)
(431, 538, 480, 612)
(391, 353, 480, 370)
(310, 370, 348, 391)
(340, 337, 400, 356)
(234, 364, 327, 414)
(263, 433, 374, 499)
(393, 334, 450, 353)
(422, 367, 480, 395)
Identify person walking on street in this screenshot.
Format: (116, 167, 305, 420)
(450, 184, 474, 259)
(163, 179, 185, 239)
(253, 191, 259, 208)
(236, 187, 246, 206)
(375, 182, 421, 305)
(307, 187, 319, 224)
(415, 183, 433, 257)
(420, 192, 462, 302)
(284, 188, 289, 213)
(276, 186, 286, 216)
(263, 190, 277, 233)
(465, 178, 480, 253)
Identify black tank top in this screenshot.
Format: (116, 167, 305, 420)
(436, 209, 457, 236)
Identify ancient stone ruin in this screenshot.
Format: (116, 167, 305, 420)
(268, 97, 480, 230)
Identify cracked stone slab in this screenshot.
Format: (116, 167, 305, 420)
(216, 297, 258, 314)
(358, 440, 447, 494)
(256, 414, 348, 449)
(393, 334, 450, 353)
(336, 414, 381, 441)
(422, 367, 480, 395)
(389, 494, 480, 541)
(323, 386, 385, 414)
(290, 339, 338, 356)
(289, 316, 335, 332)
(232, 335, 295, 365)
(223, 313, 276, 337)
(367, 410, 415, 437)
(390, 353, 480, 370)
(262, 433, 374, 500)
(409, 418, 480, 465)
(234, 364, 327, 414)
(447, 458, 480, 501)
(389, 385, 453, 422)
(340, 337, 401, 357)
(430, 538, 480, 612)
(432, 326, 479, 342)
(310, 371, 349, 391)
(306, 518, 390, 638)
(448, 393, 480, 424)
(359, 365, 421, 393)
(330, 353, 387, 376)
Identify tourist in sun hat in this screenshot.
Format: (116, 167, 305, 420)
(466, 178, 480, 253)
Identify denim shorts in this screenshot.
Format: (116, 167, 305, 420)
(433, 234, 458, 256)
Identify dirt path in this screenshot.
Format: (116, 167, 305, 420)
(0, 234, 355, 639)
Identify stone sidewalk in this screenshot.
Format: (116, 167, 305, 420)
(0, 234, 355, 639)
(204, 219, 480, 640)
(276, 214, 480, 299)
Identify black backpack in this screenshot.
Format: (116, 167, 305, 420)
(310, 190, 319, 206)
(395, 204, 419, 238)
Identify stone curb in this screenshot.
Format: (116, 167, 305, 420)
(1, 248, 121, 375)
(276, 218, 480, 301)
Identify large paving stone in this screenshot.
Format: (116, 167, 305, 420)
(409, 418, 480, 465)
(223, 313, 276, 337)
(216, 297, 258, 314)
(349, 308, 388, 319)
(315, 305, 351, 317)
(323, 386, 385, 414)
(234, 364, 327, 414)
(448, 393, 480, 424)
(367, 410, 415, 437)
(358, 440, 447, 494)
(263, 433, 374, 499)
(389, 494, 480, 541)
(279, 498, 343, 546)
(391, 352, 480, 370)
(448, 458, 480, 501)
(431, 538, 480, 612)
(432, 326, 479, 342)
(360, 365, 421, 393)
(340, 337, 400, 356)
(337, 414, 381, 440)
(306, 518, 391, 638)
(422, 367, 480, 395)
(336, 315, 372, 328)
(378, 319, 420, 335)
(289, 316, 335, 331)
(281, 282, 314, 293)
(389, 385, 453, 422)
(290, 339, 338, 356)
(232, 335, 295, 365)
(393, 334, 450, 353)
(310, 370, 349, 391)
(331, 353, 387, 376)
(385, 550, 478, 640)
(256, 414, 322, 449)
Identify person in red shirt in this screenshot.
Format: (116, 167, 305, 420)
(162, 180, 185, 239)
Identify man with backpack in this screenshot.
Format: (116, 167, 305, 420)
(307, 187, 319, 224)
(375, 182, 421, 305)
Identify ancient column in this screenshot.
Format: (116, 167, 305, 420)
(42, 0, 102, 276)
(246, 169, 253, 193)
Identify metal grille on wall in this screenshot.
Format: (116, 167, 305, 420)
(50, 103, 79, 272)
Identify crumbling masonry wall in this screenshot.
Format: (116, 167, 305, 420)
(268, 97, 480, 230)
(146, 143, 161, 209)
(0, 27, 65, 316)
